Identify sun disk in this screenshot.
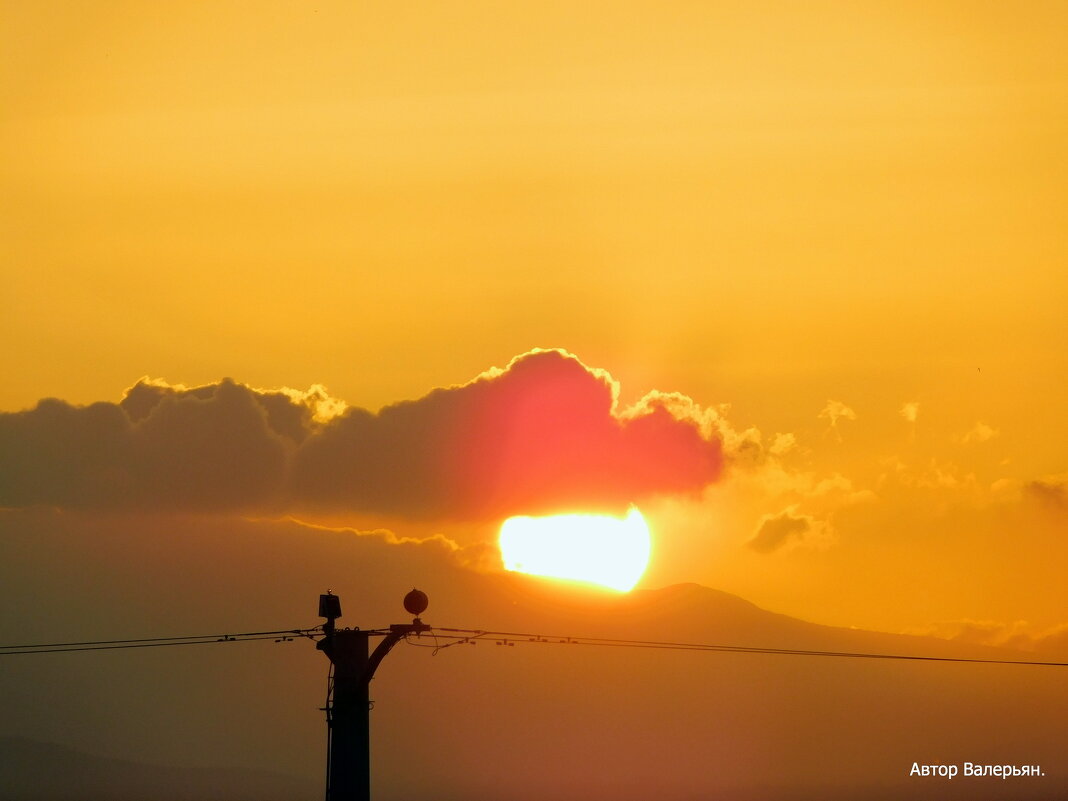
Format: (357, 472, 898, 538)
(498, 507, 651, 592)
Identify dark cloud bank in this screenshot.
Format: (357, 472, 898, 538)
(0, 350, 722, 520)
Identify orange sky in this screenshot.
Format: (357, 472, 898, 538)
(2, 5, 1068, 798)
(2, 1, 1066, 640)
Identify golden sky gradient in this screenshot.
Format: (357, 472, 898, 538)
(2, 2, 1066, 643)
(2, 5, 1067, 798)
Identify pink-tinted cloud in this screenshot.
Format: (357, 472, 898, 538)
(0, 350, 723, 521)
(293, 349, 723, 519)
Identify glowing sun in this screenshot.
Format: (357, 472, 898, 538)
(498, 507, 651, 592)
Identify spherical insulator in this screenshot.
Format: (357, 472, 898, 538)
(403, 588, 429, 617)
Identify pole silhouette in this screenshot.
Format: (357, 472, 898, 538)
(316, 590, 429, 801)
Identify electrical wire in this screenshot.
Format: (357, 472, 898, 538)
(0, 627, 321, 656)
(406, 627, 1068, 667)
(4, 622, 1065, 666)
(404, 629, 489, 655)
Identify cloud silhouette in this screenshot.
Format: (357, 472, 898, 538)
(1023, 477, 1066, 510)
(747, 507, 814, 554)
(0, 349, 723, 520)
(0, 379, 293, 511)
(917, 618, 1068, 656)
(293, 349, 723, 519)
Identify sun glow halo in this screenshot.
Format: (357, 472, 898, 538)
(498, 507, 651, 592)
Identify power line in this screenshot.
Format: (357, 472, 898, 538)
(406, 627, 1068, 667)
(0, 627, 320, 656)
(4, 622, 1065, 667)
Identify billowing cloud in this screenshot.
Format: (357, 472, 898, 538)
(961, 421, 999, 445)
(747, 507, 813, 554)
(0, 379, 293, 511)
(915, 619, 1068, 656)
(768, 432, 796, 456)
(818, 399, 856, 441)
(292, 349, 722, 519)
(1023, 477, 1067, 510)
(899, 401, 919, 423)
(0, 349, 723, 521)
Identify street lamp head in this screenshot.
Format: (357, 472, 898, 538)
(403, 588, 429, 617)
(319, 592, 342, 621)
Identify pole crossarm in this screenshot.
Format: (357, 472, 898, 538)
(364, 623, 429, 684)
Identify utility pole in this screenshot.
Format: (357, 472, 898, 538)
(316, 590, 430, 801)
